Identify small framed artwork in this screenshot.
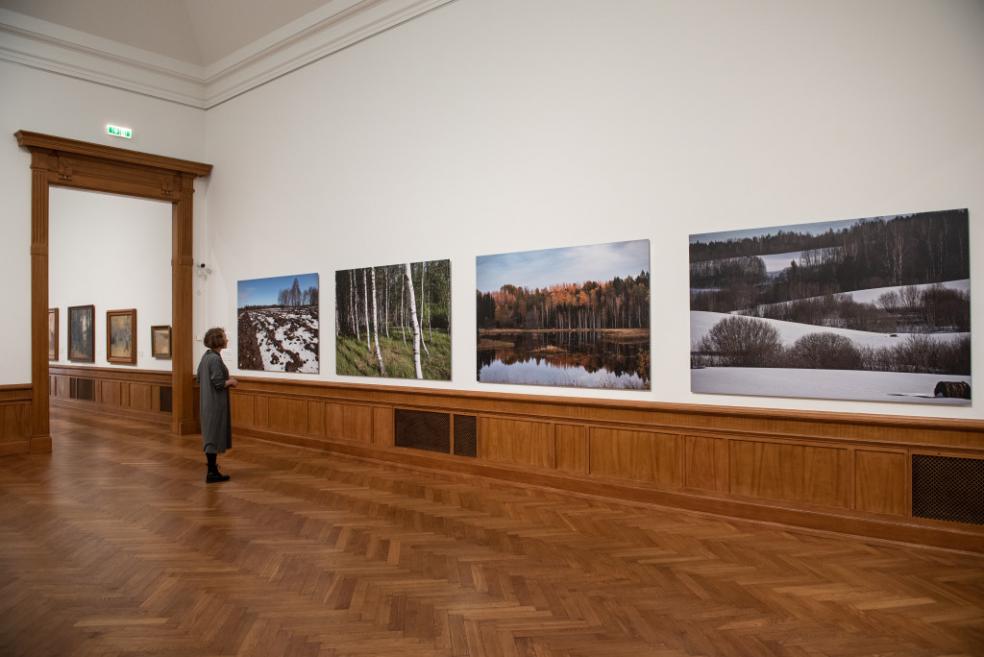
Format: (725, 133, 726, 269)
(48, 308, 59, 361)
(68, 305, 95, 363)
(107, 309, 137, 365)
(151, 325, 172, 359)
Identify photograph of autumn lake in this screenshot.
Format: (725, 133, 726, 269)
(477, 239, 651, 389)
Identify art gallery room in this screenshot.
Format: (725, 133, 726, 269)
(2, 0, 984, 654)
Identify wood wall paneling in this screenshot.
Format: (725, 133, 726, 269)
(555, 424, 588, 475)
(129, 383, 153, 412)
(307, 400, 325, 438)
(223, 377, 984, 551)
(854, 450, 909, 517)
(342, 404, 372, 444)
(231, 393, 254, 430)
(0, 385, 32, 455)
(684, 435, 729, 493)
(479, 417, 555, 468)
(48, 365, 171, 424)
(268, 396, 308, 436)
(373, 406, 394, 448)
(254, 395, 269, 429)
(590, 427, 683, 489)
(730, 440, 850, 509)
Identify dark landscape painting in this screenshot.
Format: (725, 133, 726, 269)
(690, 209, 971, 404)
(477, 240, 650, 389)
(238, 273, 319, 373)
(336, 260, 450, 380)
(68, 305, 95, 363)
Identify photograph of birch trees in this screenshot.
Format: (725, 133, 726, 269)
(335, 260, 451, 380)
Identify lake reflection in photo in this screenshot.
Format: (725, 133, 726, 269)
(477, 330, 649, 389)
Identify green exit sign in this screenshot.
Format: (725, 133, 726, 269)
(106, 124, 132, 139)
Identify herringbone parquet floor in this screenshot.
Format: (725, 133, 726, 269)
(0, 409, 982, 657)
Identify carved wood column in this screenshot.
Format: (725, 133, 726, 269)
(171, 174, 197, 435)
(29, 152, 52, 452)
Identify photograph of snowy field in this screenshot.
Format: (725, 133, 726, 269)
(238, 273, 319, 373)
(477, 239, 650, 390)
(690, 209, 970, 404)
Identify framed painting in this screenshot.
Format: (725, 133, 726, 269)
(48, 308, 58, 361)
(107, 308, 137, 365)
(67, 305, 95, 363)
(151, 325, 172, 359)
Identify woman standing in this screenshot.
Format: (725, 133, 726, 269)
(197, 327, 238, 483)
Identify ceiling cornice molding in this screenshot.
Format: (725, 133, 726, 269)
(0, 0, 454, 110)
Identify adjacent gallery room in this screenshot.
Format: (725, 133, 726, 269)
(1, 1, 982, 656)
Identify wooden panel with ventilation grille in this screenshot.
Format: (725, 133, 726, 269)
(70, 377, 95, 402)
(160, 386, 173, 413)
(394, 409, 450, 454)
(453, 414, 477, 457)
(912, 454, 984, 526)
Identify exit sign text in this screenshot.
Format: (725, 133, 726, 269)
(106, 124, 132, 139)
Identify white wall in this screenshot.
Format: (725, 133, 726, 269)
(203, 0, 984, 419)
(0, 59, 207, 384)
(49, 188, 172, 370)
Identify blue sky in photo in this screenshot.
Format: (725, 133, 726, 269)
(689, 216, 891, 244)
(477, 240, 650, 293)
(238, 273, 318, 307)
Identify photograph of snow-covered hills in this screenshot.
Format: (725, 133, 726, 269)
(690, 209, 970, 404)
(238, 273, 319, 374)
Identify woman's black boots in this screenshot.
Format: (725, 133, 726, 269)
(206, 452, 230, 483)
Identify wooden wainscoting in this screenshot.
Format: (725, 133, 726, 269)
(49, 365, 172, 424)
(230, 377, 984, 552)
(0, 384, 32, 456)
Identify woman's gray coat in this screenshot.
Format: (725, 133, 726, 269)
(197, 350, 232, 454)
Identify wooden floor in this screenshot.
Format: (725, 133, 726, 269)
(1, 411, 982, 657)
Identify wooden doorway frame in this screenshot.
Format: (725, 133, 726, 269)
(15, 131, 212, 447)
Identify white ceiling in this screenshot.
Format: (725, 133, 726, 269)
(0, 0, 335, 66)
(0, 0, 454, 107)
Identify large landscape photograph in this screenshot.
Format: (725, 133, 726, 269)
(690, 209, 971, 404)
(336, 260, 450, 380)
(477, 240, 650, 389)
(238, 273, 319, 373)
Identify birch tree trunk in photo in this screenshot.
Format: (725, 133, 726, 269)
(383, 267, 390, 338)
(350, 271, 360, 341)
(400, 277, 407, 345)
(362, 268, 371, 352)
(424, 261, 433, 341)
(403, 263, 423, 379)
(370, 267, 386, 375)
(416, 262, 430, 356)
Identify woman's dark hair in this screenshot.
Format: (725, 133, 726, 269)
(203, 327, 227, 349)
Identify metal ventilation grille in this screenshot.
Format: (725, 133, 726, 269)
(70, 378, 95, 402)
(160, 386, 173, 413)
(912, 455, 984, 526)
(453, 415, 477, 457)
(395, 409, 450, 454)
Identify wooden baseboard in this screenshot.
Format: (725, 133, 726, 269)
(230, 377, 984, 552)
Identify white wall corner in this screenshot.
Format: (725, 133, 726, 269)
(0, 0, 455, 110)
